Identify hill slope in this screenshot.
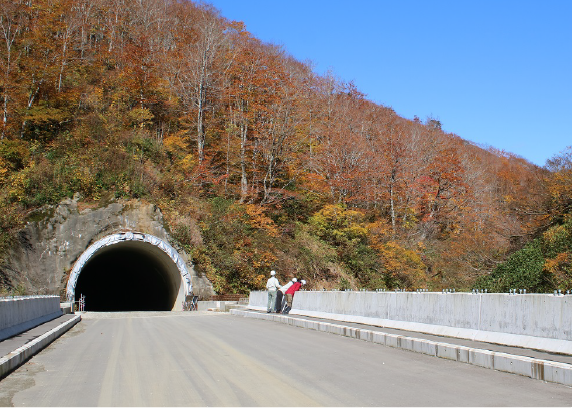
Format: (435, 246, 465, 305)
(0, 0, 567, 294)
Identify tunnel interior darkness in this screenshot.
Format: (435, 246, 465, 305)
(74, 241, 181, 311)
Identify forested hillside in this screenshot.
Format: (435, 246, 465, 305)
(1, 0, 570, 294)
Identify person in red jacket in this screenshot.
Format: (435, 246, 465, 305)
(283, 279, 306, 314)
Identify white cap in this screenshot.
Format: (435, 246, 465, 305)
(292, 278, 297, 282)
(301, 280, 306, 285)
(270, 270, 276, 276)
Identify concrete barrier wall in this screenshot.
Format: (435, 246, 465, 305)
(0, 296, 63, 341)
(249, 291, 572, 341)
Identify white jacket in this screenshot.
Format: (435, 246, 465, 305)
(266, 276, 281, 291)
(280, 281, 294, 293)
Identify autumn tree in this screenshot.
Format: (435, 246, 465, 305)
(546, 147, 572, 221)
(0, 0, 29, 138)
(223, 31, 292, 202)
(167, 3, 230, 166)
(309, 81, 372, 203)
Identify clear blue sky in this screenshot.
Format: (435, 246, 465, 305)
(204, 0, 571, 167)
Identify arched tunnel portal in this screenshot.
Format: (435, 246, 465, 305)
(66, 233, 192, 312)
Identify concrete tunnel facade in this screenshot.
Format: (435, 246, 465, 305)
(65, 232, 192, 311)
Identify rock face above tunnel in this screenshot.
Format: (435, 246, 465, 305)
(0, 197, 214, 300)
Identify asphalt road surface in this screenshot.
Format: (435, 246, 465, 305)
(1, 311, 571, 406)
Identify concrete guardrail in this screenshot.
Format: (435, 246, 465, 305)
(249, 291, 572, 354)
(0, 296, 63, 342)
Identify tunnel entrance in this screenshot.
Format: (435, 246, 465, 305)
(66, 232, 192, 312)
(75, 242, 173, 311)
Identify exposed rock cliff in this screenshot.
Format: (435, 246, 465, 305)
(0, 196, 213, 299)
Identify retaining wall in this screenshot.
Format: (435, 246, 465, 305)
(249, 291, 572, 354)
(0, 296, 63, 341)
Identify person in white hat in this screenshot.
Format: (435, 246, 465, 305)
(275, 278, 296, 313)
(283, 278, 306, 314)
(265, 270, 281, 313)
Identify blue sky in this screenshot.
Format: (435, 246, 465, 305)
(204, 0, 571, 167)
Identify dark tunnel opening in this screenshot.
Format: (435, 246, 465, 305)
(74, 242, 180, 311)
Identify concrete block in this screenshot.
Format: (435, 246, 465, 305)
(318, 322, 330, 333)
(456, 346, 470, 363)
(385, 334, 399, 348)
(331, 324, 345, 336)
(358, 329, 374, 342)
(493, 353, 535, 378)
(468, 349, 494, 369)
(306, 320, 318, 331)
(302, 319, 312, 330)
(543, 362, 572, 386)
(348, 327, 359, 339)
(371, 332, 386, 345)
(397, 336, 415, 352)
(60, 303, 73, 314)
(413, 339, 437, 356)
(436, 343, 459, 361)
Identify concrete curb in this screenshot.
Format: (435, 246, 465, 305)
(230, 309, 572, 387)
(0, 315, 81, 379)
(287, 309, 572, 355)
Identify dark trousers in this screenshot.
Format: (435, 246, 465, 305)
(275, 291, 284, 312)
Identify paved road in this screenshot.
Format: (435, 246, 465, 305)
(1, 312, 571, 406)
